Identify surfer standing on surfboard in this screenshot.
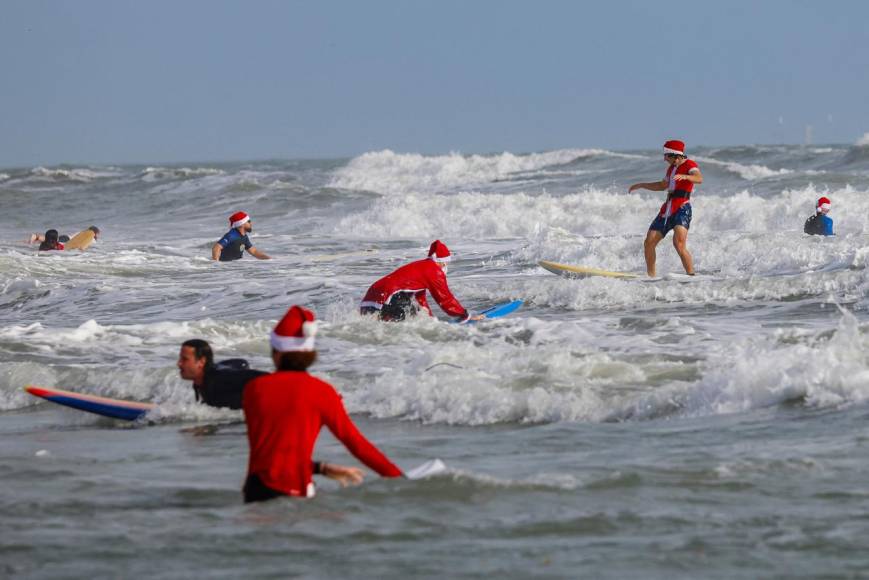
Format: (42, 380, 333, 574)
(628, 140, 703, 277)
(211, 211, 271, 261)
(242, 306, 404, 502)
(176, 338, 365, 490)
(360, 240, 483, 322)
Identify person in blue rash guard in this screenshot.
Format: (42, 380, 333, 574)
(803, 196, 834, 236)
(211, 211, 271, 261)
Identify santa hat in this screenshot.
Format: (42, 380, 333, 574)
(663, 140, 686, 156)
(270, 305, 317, 352)
(427, 240, 451, 263)
(817, 197, 831, 213)
(229, 211, 250, 229)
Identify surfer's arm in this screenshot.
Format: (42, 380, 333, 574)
(428, 274, 469, 320)
(211, 243, 222, 260)
(315, 461, 364, 487)
(674, 168, 703, 184)
(628, 179, 667, 193)
(322, 392, 403, 478)
(248, 247, 271, 260)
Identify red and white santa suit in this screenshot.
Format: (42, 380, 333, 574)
(359, 240, 470, 322)
(242, 306, 403, 500)
(660, 140, 700, 218)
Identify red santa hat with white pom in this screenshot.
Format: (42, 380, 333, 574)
(428, 240, 451, 263)
(663, 140, 686, 156)
(270, 305, 317, 352)
(229, 211, 250, 229)
(817, 196, 831, 213)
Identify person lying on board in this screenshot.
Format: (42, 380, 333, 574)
(36, 229, 64, 251)
(176, 338, 363, 489)
(360, 240, 483, 322)
(211, 211, 270, 261)
(30, 226, 100, 249)
(804, 196, 834, 236)
(242, 305, 404, 502)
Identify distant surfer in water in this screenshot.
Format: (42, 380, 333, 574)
(803, 196, 834, 236)
(36, 229, 64, 251)
(177, 339, 266, 410)
(30, 226, 100, 249)
(211, 212, 271, 261)
(176, 338, 364, 489)
(629, 140, 703, 277)
(242, 305, 404, 502)
(360, 240, 483, 322)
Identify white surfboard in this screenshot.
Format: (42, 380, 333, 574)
(405, 459, 447, 480)
(538, 260, 639, 280)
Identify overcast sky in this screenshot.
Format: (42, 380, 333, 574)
(2, 0, 868, 166)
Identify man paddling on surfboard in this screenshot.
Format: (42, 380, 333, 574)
(242, 306, 404, 502)
(29, 226, 100, 250)
(177, 338, 365, 489)
(211, 211, 271, 261)
(629, 140, 703, 277)
(360, 240, 483, 322)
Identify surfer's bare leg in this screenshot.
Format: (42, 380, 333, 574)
(672, 226, 694, 275)
(644, 230, 664, 277)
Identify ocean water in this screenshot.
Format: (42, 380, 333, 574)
(2, 144, 869, 579)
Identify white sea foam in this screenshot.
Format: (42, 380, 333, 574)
(694, 156, 793, 180)
(140, 166, 225, 181)
(856, 133, 869, 146)
(28, 166, 121, 182)
(328, 148, 632, 195)
(657, 309, 869, 417)
(333, 184, 869, 242)
(333, 309, 869, 426)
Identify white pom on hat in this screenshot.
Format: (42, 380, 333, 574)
(270, 305, 317, 352)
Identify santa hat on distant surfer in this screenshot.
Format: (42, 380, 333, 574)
(663, 140, 687, 157)
(229, 211, 250, 229)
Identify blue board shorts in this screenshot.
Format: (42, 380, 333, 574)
(649, 203, 692, 236)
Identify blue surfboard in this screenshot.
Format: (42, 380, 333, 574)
(462, 299, 523, 323)
(25, 385, 154, 421)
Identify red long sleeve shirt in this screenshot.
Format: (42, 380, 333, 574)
(360, 258, 468, 319)
(242, 370, 403, 497)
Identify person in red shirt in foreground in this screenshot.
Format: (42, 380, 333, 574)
(360, 240, 484, 322)
(242, 305, 404, 502)
(628, 140, 703, 277)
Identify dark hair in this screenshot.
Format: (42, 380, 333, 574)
(182, 339, 214, 368)
(272, 349, 317, 371)
(88, 226, 100, 235)
(38, 229, 60, 251)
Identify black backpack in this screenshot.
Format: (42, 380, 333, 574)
(804, 214, 824, 235)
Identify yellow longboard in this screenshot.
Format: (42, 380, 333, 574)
(538, 260, 639, 280)
(64, 230, 96, 251)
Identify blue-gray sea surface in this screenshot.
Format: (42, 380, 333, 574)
(2, 145, 869, 578)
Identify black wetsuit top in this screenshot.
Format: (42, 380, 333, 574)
(193, 359, 266, 409)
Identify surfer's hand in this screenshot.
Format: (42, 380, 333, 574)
(322, 463, 364, 487)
